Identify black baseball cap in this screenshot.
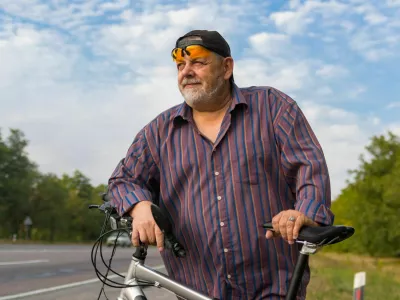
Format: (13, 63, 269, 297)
(175, 30, 231, 58)
(175, 30, 234, 82)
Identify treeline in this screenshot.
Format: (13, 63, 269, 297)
(330, 132, 400, 257)
(0, 128, 107, 242)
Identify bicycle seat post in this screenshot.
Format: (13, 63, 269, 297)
(286, 242, 319, 300)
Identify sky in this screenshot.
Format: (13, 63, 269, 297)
(0, 0, 399, 199)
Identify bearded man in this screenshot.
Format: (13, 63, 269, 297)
(108, 30, 334, 300)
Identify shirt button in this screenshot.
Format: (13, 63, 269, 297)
(214, 171, 219, 176)
(224, 248, 229, 252)
(220, 222, 225, 226)
(217, 196, 222, 200)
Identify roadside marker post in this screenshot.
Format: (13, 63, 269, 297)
(353, 271, 366, 300)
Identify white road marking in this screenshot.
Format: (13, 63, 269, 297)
(0, 249, 90, 253)
(0, 264, 166, 299)
(0, 248, 160, 253)
(0, 259, 49, 266)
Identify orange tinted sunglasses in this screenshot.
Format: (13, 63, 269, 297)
(171, 45, 212, 62)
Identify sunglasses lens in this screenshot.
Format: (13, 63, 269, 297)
(172, 45, 211, 62)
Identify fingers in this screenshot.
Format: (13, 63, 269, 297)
(265, 210, 314, 245)
(131, 219, 157, 247)
(292, 215, 305, 240)
(265, 230, 274, 239)
(271, 211, 282, 236)
(131, 227, 140, 247)
(145, 224, 156, 245)
(284, 217, 296, 244)
(155, 225, 164, 251)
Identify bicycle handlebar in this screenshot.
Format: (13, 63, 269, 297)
(89, 195, 186, 258)
(89, 194, 354, 250)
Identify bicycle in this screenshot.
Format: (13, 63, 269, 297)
(89, 194, 355, 300)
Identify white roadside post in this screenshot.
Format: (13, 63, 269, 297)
(353, 271, 366, 300)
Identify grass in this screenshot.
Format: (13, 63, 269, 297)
(307, 251, 400, 299)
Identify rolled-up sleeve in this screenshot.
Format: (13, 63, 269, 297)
(108, 129, 160, 216)
(275, 102, 334, 226)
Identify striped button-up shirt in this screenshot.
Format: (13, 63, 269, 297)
(108, 84, 334, 300)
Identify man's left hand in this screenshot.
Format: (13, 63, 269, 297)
(265, 210, 319, 244)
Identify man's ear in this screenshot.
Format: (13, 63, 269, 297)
(223, 57, 234, 81)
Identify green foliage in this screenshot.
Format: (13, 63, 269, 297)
(308, 252, 400, 300)
(0, 128, 107, 242)
(330, 132, 400, 257)
(0, 129, 38, 236)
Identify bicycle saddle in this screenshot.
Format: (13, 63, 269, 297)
(263, 223, 355, 246)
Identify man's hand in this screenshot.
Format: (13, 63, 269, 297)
(130, 201, 164, 251)
(265, 210, 319, 244)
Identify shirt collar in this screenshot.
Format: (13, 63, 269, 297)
(172, 83, 248, 125)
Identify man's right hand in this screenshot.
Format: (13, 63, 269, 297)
(130, 200, 164, 251)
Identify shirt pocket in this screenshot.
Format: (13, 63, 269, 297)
(231, 142, 269, 185)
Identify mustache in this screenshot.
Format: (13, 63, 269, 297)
(182, 78, 201, 86)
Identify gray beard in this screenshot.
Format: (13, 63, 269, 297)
(181, 76, 225, 108)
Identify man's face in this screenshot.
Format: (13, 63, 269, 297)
(174, 46, 225, 108)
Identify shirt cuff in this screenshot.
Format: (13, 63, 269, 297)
(295, 200, 335, 226)
(111, 187, 153, 216)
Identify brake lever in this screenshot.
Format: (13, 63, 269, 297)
(120, 216, 133, 229)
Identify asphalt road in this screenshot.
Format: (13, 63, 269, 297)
(0, 244, 177, 299)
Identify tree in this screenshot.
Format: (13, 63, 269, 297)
(30, 174, 69, 241)
(61, 171, 105, 241)
(331, 132, 400, 257)
(0, 128, 108, 242)
(0, 128, 37, 238)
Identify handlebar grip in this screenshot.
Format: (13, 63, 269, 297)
(164, 233, 186, 258)
(263, 222, 274, 230)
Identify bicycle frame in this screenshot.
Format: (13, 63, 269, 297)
(91, 200, 354, 300)
(116, 240, 323, 300)
(117, 245, 212, 300)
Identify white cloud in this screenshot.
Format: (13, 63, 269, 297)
(270, 0, 348, 35)
(300, 102, 385, 198)
(386, 102, 400, 109)
(370, 117, 381, 126)
(386, 0, 400, 7)
(0, 27, 77, 88)
(268, 0, 400, 62)
(270, 11, 313, 35)
(100, 0, 129, 11)
(387, 123, 400, 136)
(354, 3, 388, 25)
(316, 64, 349, 78)
(248, 32, 290, 57)
(289, 0, 302, 9)
(340, 20, 356, 32)
(348, 86, 367, 99)
(235, 59, 312, 93)
(315, 86, 333, 96)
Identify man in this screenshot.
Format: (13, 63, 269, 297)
(108, 30, 334, 299)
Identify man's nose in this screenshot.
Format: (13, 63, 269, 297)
(180, 63, 195, 78)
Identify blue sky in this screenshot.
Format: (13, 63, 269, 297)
(0, 0, 399, 198)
